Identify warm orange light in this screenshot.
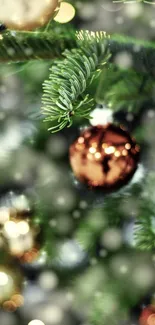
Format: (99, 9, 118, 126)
(3, 300, 17, 312)
(114, 151, 121, 157)
(95, 152, 101, 159)
(122, 149, 128, 156)
(78, 137, 84, 144)
(21, 248, 39, 263)
(11, 294, 24, 307)
(125, 143, 131, 150)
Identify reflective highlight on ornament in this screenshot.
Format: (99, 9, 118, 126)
(69, 124, 140, 191)
(54, 2, 75, 23)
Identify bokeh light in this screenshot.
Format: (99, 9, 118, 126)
(53, 239, 87, 270)
(54, 2, 75, 23)
(101, 0, 123, 12)
(28, 320, 45, 325)
(101, 228, 123, 251)
(38, 271, 58, 291)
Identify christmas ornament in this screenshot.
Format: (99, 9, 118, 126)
(0, 0, 61, 31)
(69, 124, 140, 191)
(0, 207, 41, 263)
(139, 305, 155, 325)
(0, 252, 23, 311)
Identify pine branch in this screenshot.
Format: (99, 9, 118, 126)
(89, 284, 129, 325)
(111, 34, 155, 50)
(0, 25, 155, 63)
(109, 34, 155, 76)
(40, 29, 155, 132)
(74, 208, 107, 253)
(114, 0, 155, 4)
(42, 31, 110, 132)
(1, 24, 155, 131)
(134, 201, 155, 250)
(74, 195, 128, 254)
(0, 25, 76, 62)
(96, 64, 154, 112)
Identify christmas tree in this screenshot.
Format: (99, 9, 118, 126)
(0, 0, 155, 324)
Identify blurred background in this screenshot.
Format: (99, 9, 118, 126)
(0, 1, 155, 325)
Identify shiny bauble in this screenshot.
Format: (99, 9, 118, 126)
(139, 305, 155, 325)
(0, 0, 61, 30)
(69, 124, 140, 192)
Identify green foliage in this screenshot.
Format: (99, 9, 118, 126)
(41, 28, 155, 132)
(42, 31, 110, 132)
(102, 194, 129, 225)
(114, 0, 155, 3)
(89, 284, 128, 325)
(0, 23, 155, 63)
(133, 173, 155, 250)
(0, 22, 76, 62)
(74, 195, 128, 254)
(134, 202, 155, 250)
(96, 65, 154, 112)
(75, 208, 107, 252)
(0, 23, 155, 132)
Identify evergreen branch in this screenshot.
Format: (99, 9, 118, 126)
(111, 34, 155, 51)
(1, 25, 155, 131)
(134, 202, 155, 250)
(0, 26, 76, 62)
(74, 208, 107, 252)
(110, 34, 155, 76)
(89, 285, 128, 325)
(40, 30, 155, 132)
(74, 196, 127, 254)
(0, 26, 155, 65)
(130, 174, 155, 251)
(96, 65, 154, 111)
(42, 31, 110, 132)
(114, 0, 155, 4)
(134, 218, 155, 250)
